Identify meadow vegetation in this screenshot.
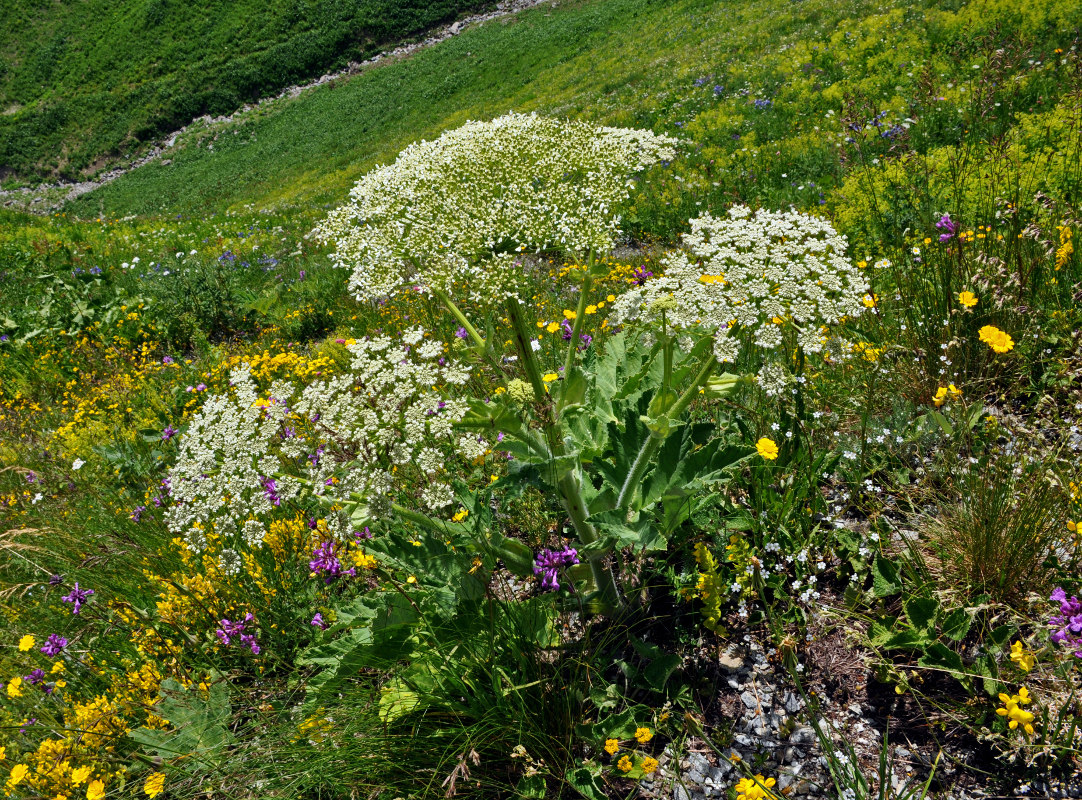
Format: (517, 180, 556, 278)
(1, 0, 1082, 798)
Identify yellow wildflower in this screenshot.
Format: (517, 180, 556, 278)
(607, 294, 616, 302)
(617, 755, 633, 773)
(641, 757, 660, 775)
(18, 635, 35, 652)
(735, 774, 776, 800)
(996, 687, 1035, 735)
(978, 325, 1014, 354)
(546, 322, 560, 334)
(71, 765, 93, 785)
(958, 291, 977, 307)
(542, 373, 559, 383)
(756, 438, 779, 461)
(634, 727, 653, 744)
(144, 772, 166, 798)
(7, 676, 22, 698)
(585, 305, 598, 314)
(1009, 641, 1036, 673)
(604, 738, 619, 755)
(8, 763, 28, 786)
(563, 309, 577, 320)
(86, 780, 106, 800)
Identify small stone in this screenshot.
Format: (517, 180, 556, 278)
(741, 690, 760, 709)
(848, 703, 862, 715)
(718, 651, 745, 672)
(782, 746, 797, 762)
(675, 787, 691, 800)
(789, 726, 816, 745)
(784, 691, 803, 713)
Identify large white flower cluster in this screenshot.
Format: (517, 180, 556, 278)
(611, 205, 869, 363)
(165, 329, 473, 552)
(314, 112, 679, 304)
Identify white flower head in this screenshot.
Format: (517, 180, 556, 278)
(314, 112, 678, 306)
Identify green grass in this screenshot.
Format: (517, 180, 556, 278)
(0, 0, 492, 181)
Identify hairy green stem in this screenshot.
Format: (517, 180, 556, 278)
(431, 287, 486, 351)
(563, 252, 595, 376)
(506, 293, 623, 610)
(616, 354, 716, 511)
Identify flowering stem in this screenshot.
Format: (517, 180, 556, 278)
(616, 354, 715, 511)
(506, 292, 623, 610)
(563, 253, 594, 376)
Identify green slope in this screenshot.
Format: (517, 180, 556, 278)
(68, 0, 1082, 236)
(0, 0, 492, 181)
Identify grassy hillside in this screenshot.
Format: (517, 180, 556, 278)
(0, 0, 492, 181)
(70, 0, 1082, 238)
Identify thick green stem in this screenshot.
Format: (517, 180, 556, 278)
(563, 253, 595, 376)
(616, 355, 716, 511)
(431, 287, 486, 351)
(506, 293, 623, 610)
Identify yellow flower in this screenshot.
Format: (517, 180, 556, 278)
(585, 305, 598, 314)
(542, 373, 559, 383)
(958, 290, 978, 307)
(634, 727, 653, 744)
(862, 293, 877, 308)
(72, 765, 93, 785)
(86, 780, 106, 800)
(452, 508, 469, 522)
(0, 745, 5, 760)
(756, 438, 779, 461)
(563, 309, 577, 320)
(1009, 641, 1036, 673)
(607, 294, 616, 302)
(144, 772, 166, 798)
(616, 755, 633, 773)
(735, 774, 777, 800)
(7, 676, 22, 698)
(18, 634, 35, 651)
(978, 325, 1014, 354)
(641, 757, 660, 775)
(604, 738, 620, 755)
(996, 688, 1036, 735)
(8, 763, 28, 786)
(545, 322, 560, 334)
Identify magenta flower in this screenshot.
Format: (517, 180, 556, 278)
(216, 613, 260, 654)
(61, 583, 94, 614)
(1049, 587, 1082, 658)
(310, 613, 328, 630)
(935, 213, 958, 243)
(40, 634, 68, 657)
(533, 546, 580, 592)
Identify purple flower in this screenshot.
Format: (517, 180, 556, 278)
(161, 425, 178, 441)
(754, 98, 772, 109)
(217, 613, 260, 653)
(261, 476, 281, 507)
(195, 383, 207, 392)
(162, 356, 174, 364)
(130, 505, 146, 523)
(561, 319, 574, 341)
(936, 213, 958, 243)
(633, 266, 653, 286)
(48, 574, 63, 586)
(309, 541, 343, 583)
(25, 669, 46, 686)
(40, 634, 68, 657)
(1049, 587, 1082, 658)
(62, 583, 94, 614)
(25, 472, 37, 484)
(579, 332, 593, 350)
(455, 326, 468, 339)
(298, 270, 307, 280)
(89, 266, 103, 275)
(533, 546, 580, 592)
(310, 613, 328, 630)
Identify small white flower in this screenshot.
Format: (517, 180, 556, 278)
(72, 459, 85, 470)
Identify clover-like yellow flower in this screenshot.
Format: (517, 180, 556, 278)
(634, 726, 653, 744)
(617, 754, 633, 772)
(1010, 641, 1036, 672)
(604, 738, 619, 755)
(144, 772, 166, 798)
(735, 774, 777, 800)
(996, 687, 1036, 735)
(958, 290, 978, 307)
(17, 635, 35, 652)
(979, 325, 1014, 354)
(641, 756, 660, 775)
(756, 438, 779, 461)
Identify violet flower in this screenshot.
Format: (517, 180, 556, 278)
(1049, 587, 1082, 657)
(62, 583, 94, 614)
(935, 213, 958, 243)
(40, 634, 68, 657)
(533, 546, 580, 592)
